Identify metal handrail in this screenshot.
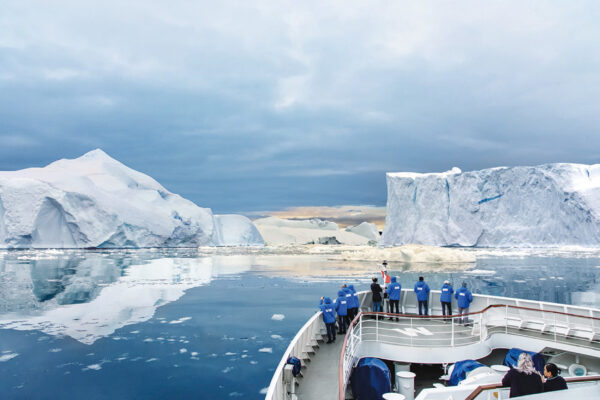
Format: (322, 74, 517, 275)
(338, 304, 600, 400)
(464, 375, 600, 400)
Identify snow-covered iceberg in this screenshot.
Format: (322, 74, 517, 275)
(0, 149, 263, 248)
(253, 216, 371, 245)
(381, 164, 600, 247)
(345, 222, 380, 241)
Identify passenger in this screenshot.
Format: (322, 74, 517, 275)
(543, 363, 568, 392)
(501, 353, 543, 397)
(341, 285, 355, 321)
(319, 296, 336, 343)
(386, 276, 402, 317)
(371, 277, 383, 312)
(347, 284, 359, 321)
(334, 289, 349, 334)
(455, 282, 473, 324)
(440, 280, 454, 317)
(414, 276, 430, 316)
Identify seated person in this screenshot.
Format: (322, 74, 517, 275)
(543, 363, 568, 392)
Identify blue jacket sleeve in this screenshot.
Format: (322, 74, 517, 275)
(425, 284, 430, 294)
(468, 292, 473, 303)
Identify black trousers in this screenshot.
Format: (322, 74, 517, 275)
(325, 322, 336, 342)
(348, 307, 358, 321)
(441, 301, 452, 316)
(337, 315, 348, 334)
(389, 300, 400, 314)
(418, 300, 429, 315)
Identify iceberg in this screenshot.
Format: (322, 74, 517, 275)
(253, 216, 370, 245)
(345, 222, 380, 241)
(0, 149, 263, 248)
(381, 164, 600, 247)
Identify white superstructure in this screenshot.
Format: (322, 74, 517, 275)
(266, 290, 600, 400)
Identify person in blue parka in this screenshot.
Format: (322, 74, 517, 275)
(455, 282, 473, 324)
(440, 280, 454, 317)
(334, 290, 349, 334)
(347, 284, 359, 320)
(319, 296, 336, 343)
(414, 276, 430, 315)
(386, 276, 402, 316)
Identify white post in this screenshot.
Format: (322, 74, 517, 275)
(396, 371, 416, 400)
(451, 315, 455, 346)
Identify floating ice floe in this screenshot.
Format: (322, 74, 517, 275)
(169, 317, 192, 324)
(270, 334, 283, 340)
(271, 314, 285, 321)
(0, 352, 18, 362)
(258, 347, 273, 353)
(179, 348, 187, 354)
(222, 366, 234, 373)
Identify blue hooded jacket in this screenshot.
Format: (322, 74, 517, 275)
(414, 280, 430, 301)
(386, 277, 402, 301)
(440, 283, 454, 303)
(335, 290, 348, 316)
(347, 285, 359, 309)
(455, 287, 473, 308)
(319, 297, 336, 324)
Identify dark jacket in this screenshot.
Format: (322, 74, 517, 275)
(543, 376, 567, 392)
(371, 283, 383, 302)
(501, 369, 543, 398)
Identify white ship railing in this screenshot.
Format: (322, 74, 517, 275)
(339, 303, 600, 399)
(264, 289, 600, 400)
(265, 311, 325, 400)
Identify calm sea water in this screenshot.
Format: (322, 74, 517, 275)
(1, 248, 599, 399)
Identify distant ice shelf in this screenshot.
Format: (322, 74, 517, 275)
(381, 163, 600, 247)
(0, 149, 264, 248)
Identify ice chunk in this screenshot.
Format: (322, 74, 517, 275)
(258, 347, 273, 353)
(0, 352, 18, 362)
(345, 222, 380, 241)
(382, 163, 600, 247)
(271, 314, 285, 321)
(212, 215, 264, 246)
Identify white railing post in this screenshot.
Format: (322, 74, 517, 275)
(480, 311, 483, 342)
(554, 312, 557, 342)
(505, 305, 508, 334)
(451, 315, 455, 346)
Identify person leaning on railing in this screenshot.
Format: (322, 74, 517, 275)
(455, 282, 473, 324)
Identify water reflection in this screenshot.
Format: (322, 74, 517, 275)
(0, 251, 253, 344)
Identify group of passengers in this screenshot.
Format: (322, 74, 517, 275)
(502, 353, 568, 397)
(318, 284, 359, 344)
(318, 270, 476, 344)
(371, 274, 474, 323)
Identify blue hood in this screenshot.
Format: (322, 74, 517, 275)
(348, 284, 355, 292)
(415, 281, 426, 288)
(324, 297, 332, 304)
(338, 290, 346, 297)
(391, 276, 397, 283)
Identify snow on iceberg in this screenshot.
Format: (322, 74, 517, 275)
(212, 214, 264, 246)
(0, 149, 263, 248)
(381, 163, 600, 247)
(345, 221, 380, 241)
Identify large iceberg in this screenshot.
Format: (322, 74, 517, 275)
(0, 149, 263, 248)
(381, 164, 600, 247)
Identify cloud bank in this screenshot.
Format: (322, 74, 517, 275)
(1, 1, 599, 212)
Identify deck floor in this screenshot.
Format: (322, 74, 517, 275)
(294, 316, 600, 400)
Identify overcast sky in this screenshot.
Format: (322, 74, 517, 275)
(1, 1, 599, 213)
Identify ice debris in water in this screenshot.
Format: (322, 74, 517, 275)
(0, 352, 19, 362)
(179, 348, 187, 354)
(259, 348, 273, 353)
(222, 366, 234, 373)
(48, 348, 62, 353)
(271, 314, 285, 321)
(169, 317, 192, 324)
(271, 334, 283, 340)
(84, 364, 102, 371)
(259, 388, 269, 395)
